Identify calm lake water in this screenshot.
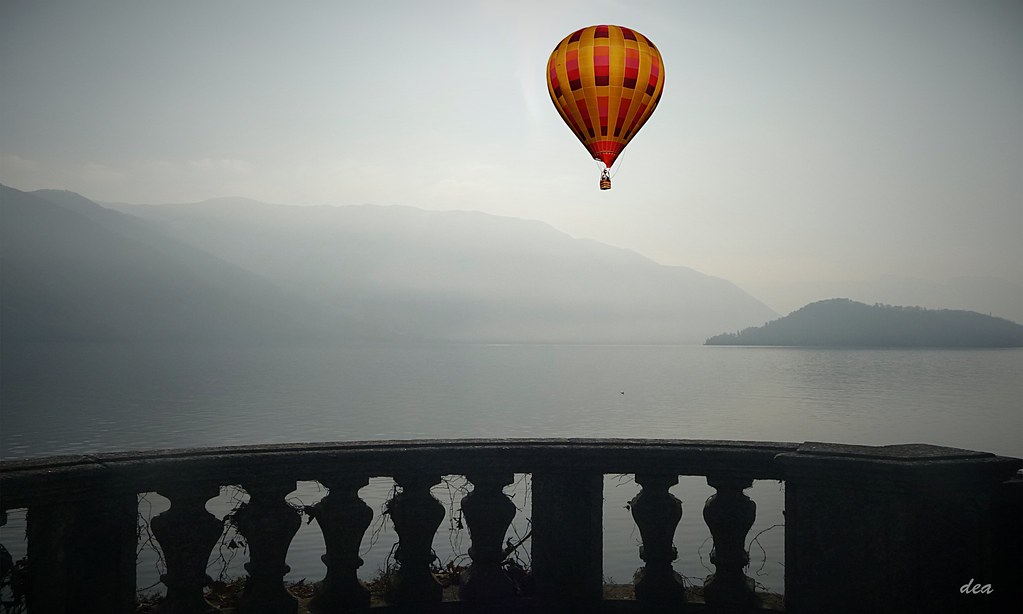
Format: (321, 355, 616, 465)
(2, 342, 1021, 595)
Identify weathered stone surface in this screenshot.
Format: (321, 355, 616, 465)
(0, 439, 800, 509)
(0, 439, 1018, 614)
(459, 472, 518, 606)
(307, 475, 373, 614)
(532, 471, 603, 612)
(152, 484, 224, 614)
(992, 473, 1022, 613)
(27, 495, 136, 614)
(631, 473, 686, 612)
(234, 479, 301, 614)
(702, 475, 758, 611)
(779, 443, 1021, 614)
(385, 474, 445, 606)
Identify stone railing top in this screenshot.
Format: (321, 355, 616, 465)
(1, 438, 1019, 510)
(793, 442, 991, 460)
(777, 442, 1021, 489)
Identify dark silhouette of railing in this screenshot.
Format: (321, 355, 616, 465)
(1, 438, 1019, 613)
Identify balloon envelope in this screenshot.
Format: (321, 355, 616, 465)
(547, 25, 665, 169)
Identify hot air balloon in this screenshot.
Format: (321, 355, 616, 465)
(546, 25, 665, 190)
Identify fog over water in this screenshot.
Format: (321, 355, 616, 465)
(3, 343, 1020, 459)
(2, 0, 1021, 313)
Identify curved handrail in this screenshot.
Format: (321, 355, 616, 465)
(0, 438, 804, 509)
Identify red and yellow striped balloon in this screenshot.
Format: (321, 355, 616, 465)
(547, 25, 665, 183)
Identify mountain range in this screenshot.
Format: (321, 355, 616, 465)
(2, 185, 779, 344)
(0, 185, 335, 342)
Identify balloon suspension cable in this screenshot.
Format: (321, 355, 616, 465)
(609, 149, 626, 179)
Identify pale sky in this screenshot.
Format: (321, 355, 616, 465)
(2, 0, 1021, 311)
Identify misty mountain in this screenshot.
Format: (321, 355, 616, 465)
(0, 185, 334, 342)
(753, 276, 1023, 325)
(102, 197, 779, 343)
(706, 298, 1023, 347)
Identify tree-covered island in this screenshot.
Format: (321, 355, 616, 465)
(705, 298, 1023, 347)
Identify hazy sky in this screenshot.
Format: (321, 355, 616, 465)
(2, 0, 1021, 308)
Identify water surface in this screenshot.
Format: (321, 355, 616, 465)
(2, 342, 1019, 595)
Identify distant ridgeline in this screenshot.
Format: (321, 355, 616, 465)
(706, 299, 1023, 347)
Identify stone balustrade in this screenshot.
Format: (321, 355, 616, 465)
(1, 439, 1019, 613)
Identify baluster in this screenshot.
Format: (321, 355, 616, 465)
(459, 472, 517, 604)
(307, 475, 373, 614)
(384, 473, 445, 605)
(630, 473, 687, 611)
(233, 479, 302, 614)
(703, 476, 759, 611)
(151, 484, 224, 614)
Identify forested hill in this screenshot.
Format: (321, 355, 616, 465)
(705, 299, 1023, 347)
